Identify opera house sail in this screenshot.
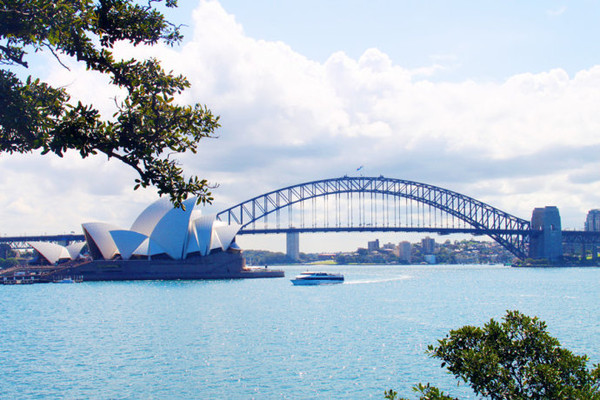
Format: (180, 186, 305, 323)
(28, 197, 283, 281)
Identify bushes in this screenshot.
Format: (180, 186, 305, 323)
(388, 311, 600, 399)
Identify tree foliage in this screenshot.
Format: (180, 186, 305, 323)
(388, 310, 600, 399)
(385, 384, 457, 400)
(0, 0, 220, 207)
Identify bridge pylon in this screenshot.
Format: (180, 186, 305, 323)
(529, 206, 563, 261)
(286, 232, 300, 261)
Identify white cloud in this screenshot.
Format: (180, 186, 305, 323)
(2, 0, 600, 252)
(547, 6, 567, 17)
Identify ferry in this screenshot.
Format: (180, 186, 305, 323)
(291, 271, 344, 285)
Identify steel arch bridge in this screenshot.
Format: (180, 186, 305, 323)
(216, 176, 532, 259)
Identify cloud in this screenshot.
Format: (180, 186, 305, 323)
(547, 6, 567, 17)
(2, 0, 600, 251)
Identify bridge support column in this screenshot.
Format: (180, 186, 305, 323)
(286, 232, 300, 261)
(529, 206, 563, 262)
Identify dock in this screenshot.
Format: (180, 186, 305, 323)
(0, 262, 90, 284)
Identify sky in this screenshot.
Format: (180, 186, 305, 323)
(2, 0, 600, 253)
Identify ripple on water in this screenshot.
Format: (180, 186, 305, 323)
(1, 265, 599, 399)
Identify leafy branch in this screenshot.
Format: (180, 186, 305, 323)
(0, 0, 219, 207)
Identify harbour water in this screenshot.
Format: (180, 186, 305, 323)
(1, 264, 599, 399)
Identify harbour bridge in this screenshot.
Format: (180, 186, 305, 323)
(2, 176, 600, 261)
(216, 176, 598, 261)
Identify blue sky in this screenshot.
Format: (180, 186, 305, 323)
(167, 1, 600, 81)
(2, 0, 600, 253)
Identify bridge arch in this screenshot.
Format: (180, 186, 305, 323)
(217, 176, 531, 258)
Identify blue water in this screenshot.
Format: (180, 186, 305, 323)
(1, 264, 599, 399)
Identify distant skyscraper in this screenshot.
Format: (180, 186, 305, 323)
(367, 239, 380, 252)
(421, 237, 435, 255)
(398, 241, 412, 262)
(585, 209, 600, 231)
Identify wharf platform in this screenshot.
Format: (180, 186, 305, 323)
(0, 262, 91, 284)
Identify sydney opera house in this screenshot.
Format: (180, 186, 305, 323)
(28, 197, 283, 281)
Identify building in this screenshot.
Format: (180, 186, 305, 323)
(424, 254, 437, 264)
(317, 253, 336, 261)
(30, 197, 241, 265)
(421, 237, 435, 255)
(382, 242, 396, 251)
(585, 209, 600, 231)
(23, 197, 285, 281)
(398, 241, 412, 262)
(367, 239, 380, 252)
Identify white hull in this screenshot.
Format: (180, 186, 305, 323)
(291, 271, 344, 285)
(291, 278, 343, 285)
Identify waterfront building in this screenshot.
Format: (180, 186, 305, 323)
(398, 241, 412, 262)
(22, 197, 285, 281)
(421, 237, 435, 255)
(367, 239, 380, 252)
(424, 254, 436, 264)
(29, 197, 243, 264)
(317, 253, 336, 260)
(382, 242, 396, 250)
(585, 209, 600, 231)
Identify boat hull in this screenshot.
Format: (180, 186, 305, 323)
(291, 280, 343, 286)
(291, 278, 344, 285)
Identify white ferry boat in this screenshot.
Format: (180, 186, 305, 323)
(291, 271, 344, 285)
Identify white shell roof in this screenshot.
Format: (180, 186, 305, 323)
(192, 215, 216, 256)
(130, 197, 197, 260)
(131, 197, 196, 235)
(214, 223, 242, 250)
(210, 229, 223, 251)
(82, 222, 121, 260)
(185, 222, 200, 255)
(29, 241, 71, 264)
(190, 208, 203, 222)
(130, 197, 172, 236)
(132, 237, 169, 257)
(66, 242, 86, 259)
(82, 197, 241, 261)
(110, 230, 148, 260)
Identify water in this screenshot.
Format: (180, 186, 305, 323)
(1, 264, 599, 399)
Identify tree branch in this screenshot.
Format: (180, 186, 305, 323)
(41, 43, 70, 71)
(0, 44, 28, 67)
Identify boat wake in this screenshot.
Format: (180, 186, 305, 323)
(344, 275, 412, 285)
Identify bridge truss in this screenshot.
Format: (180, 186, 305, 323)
(0, 234, 85, 249)
(217, 176, 531, 258)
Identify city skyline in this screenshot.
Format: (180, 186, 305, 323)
(2, 0, 600, 253)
